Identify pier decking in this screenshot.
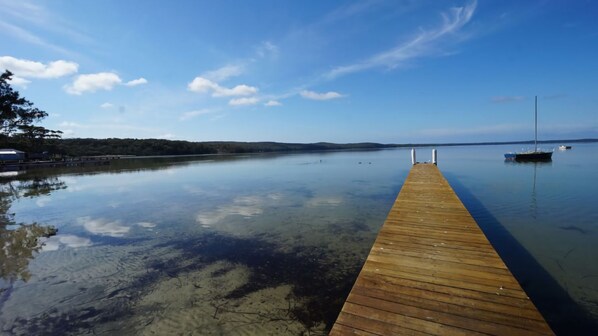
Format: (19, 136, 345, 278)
(330, 164, 553, 335)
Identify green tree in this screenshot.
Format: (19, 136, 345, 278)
(0, 70, 61, 150)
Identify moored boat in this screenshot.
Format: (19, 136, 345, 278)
(504, 96, 553, 161)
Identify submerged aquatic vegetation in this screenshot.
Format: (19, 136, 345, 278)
(0, 229, 368, 335)
(1, 178, 61, 284)
(0, 223, 57, 283)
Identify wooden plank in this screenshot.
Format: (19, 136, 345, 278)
(330, 164, 554, 335)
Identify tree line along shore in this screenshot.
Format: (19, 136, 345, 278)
(4, 138, 595, 159)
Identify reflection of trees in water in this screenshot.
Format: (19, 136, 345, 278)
(0, 176, 62, 283)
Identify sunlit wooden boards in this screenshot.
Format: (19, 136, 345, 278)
(330, 164, 554, 335)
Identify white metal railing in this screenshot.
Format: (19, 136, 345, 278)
(411, 148, 437, 165)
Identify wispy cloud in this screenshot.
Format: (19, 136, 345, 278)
(543, 93, 567, 100)
(410, 122, 598, 142)
(188, 76, 258, 97)
(0, 20, 74, 56)
(0, 0, 93, 50)
(300, 90, 344, 100)
(320, 0, 388, 26)
(414, 123, 528, 138)
(124, 77, 148, 87)
(229, 97, 259, 106)
(255, 41, 279, 58)
(100, 102, 114, 109)
(265, 100, 282, 107)
(324, 1, 477, 79)
(179, 109, 215, 121)
(202, 65, 244, 82)
(58, 121, 159, 134)
(491, 96, 525, 103)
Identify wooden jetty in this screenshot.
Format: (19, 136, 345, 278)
(330, 163, 554, 335)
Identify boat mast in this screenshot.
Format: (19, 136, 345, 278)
(534, 95, 538, 152)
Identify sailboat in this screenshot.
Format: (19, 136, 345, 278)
(504, 96, 553, 161)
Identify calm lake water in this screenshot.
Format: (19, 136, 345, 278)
(1, 143, 597, 335)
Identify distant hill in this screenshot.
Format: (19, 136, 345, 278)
(46, 138, 398, 157)
(18, 137, 598, 157)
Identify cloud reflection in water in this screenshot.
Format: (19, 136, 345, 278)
(77, 216, 130, 237)
(306, 196, 343, 207)
(42, 234, 93, 251)
(196, 195, 281, 226)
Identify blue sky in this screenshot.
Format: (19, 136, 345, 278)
(1, 0, 597, 143)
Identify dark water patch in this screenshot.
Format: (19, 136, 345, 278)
(345, 180, 403, 203)
(284, 186, 315, 199)
(91, 235, 153, 247)
(445, 172, 598, 335)
(8, 307, 107, 336)
(149, 232, 362, 331)
(329, 220, 370, 234)
(559, 225, 589, 235)
(351, 179, 368, 184)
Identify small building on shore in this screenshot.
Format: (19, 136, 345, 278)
(0, 149, 26, 162)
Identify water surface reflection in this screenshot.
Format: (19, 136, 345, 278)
(0, 150, 405, 335)
(1, 145, 597, 334)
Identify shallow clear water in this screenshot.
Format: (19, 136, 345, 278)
(1, 144, 597, 335)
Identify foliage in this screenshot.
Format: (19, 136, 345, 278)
(0, 176, 61, 283)
(0, 70, 61, 150)
(43, 138, 396, 157)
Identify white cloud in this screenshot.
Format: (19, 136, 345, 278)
(229, 97, 259, 106)
(100, 102, 114, 109)
(203, 65, 244, 82)
(8, 76, 30, 88)
(187, 77, 217, 94)
(188, 76, 258, 97)
(77, 216, 130, 237)
(0, 55, 78, 78)
(65, 72, 122, 95)
(124, 77, 148, 87)
(214, 84, 258, 97)
(265, 100, 282, 106)
(179, 109, 214, 121)
(300, 90, 344, 100)
(325, 1, 477, 79)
